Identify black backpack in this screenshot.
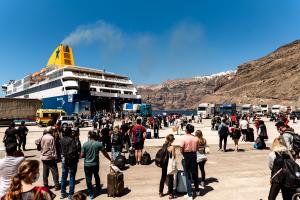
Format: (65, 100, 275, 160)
(128, 149, 136, 165)
(219, 125, 229, 136)
(155, 145, 168, 168)
(141, 151, 151, 165)
(282, 158, 300, 188)
(114, 154, 126, 170)
(292, 133, 300, 153)
(64, 140, 79, 163)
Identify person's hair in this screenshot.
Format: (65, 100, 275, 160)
(186, 124, 194, 134)
(88, 130, 97, 140)
(165, 134, 175, 146)
(10, 122, 15, 129)
(195, 130, 206, 145)
(136, 118, 142, 124)
(271, 137, 288, 152)
(21, 121, 25, 126)
(6, 160, 39, 200)
(6, 143, 17, 155)
(222, 118, 226, 123)
(71, 192, 87, 200)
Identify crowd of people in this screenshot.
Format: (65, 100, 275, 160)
(1, 110, 300, 200)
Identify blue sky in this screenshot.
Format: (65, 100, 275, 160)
(1, 0, 300, 96)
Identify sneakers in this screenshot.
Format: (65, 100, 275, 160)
(60, 194, 68, 199)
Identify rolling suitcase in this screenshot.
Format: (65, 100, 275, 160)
(146, 129, 151, 139)
(176, 170, 187, 193)
(114, 154, 126, 170)
(107, 167, 124, 197)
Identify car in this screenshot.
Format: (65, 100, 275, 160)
(81, 118, 93, 127)
(290, 111, 300, 120)
(57, 116, 77, 128)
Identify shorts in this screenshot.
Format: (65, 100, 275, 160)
(133, 142, 144, 150)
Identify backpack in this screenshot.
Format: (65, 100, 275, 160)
(135, 126, 143, 143)
(114, 154, 126, 170)
(155, 145, 168, 168)
(141, 151, 151, 165)
(218, 125, 228, 136)
(292, 133, 300, 153)
(282, 158, 300, 188)
(64, 140, 79, 163)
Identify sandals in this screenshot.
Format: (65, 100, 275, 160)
(159, 193, 163, 198)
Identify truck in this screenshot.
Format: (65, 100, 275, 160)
(271, 105, 281, 114)
(197, 103, 214, 119)
(260, 104, 269, 115)
(219, 103, 236, 116)
(241, 104, 253, 115)
(0, 98, 42, 126)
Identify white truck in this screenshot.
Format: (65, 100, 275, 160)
(197, 103, 214, 119)
(271, 105, 281, 114)
(260, 104, 269, 114)
(241, 104, 252, 115)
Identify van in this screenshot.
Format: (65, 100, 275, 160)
(36, 109, 66, 126)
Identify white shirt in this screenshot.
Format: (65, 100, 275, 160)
(0, 156, 25, 198)
(239, 120, 248, 130)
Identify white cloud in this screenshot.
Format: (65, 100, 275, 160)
(62, 20, 204, 76)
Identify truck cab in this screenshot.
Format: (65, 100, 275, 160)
(271, 105, 281, 114)
(197, 103, 214, 119)
(241, 104, 252, 115)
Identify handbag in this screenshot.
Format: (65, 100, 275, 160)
(197, 151, 207, 163)
(167, 154, 178, 175)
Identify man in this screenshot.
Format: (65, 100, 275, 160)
(60, 127, 80, 199)
(153, 117, 159, 139)
(218, 119, 229, 152)
(40, 126, 60, 190)
(275, 120, 295, 156)
(81, 131, 111, 199)
(3, 122, 18, 148)
(17, 121, 28, 151)
(0, 143, 24, 198)
(100, 124, 111, 151)
(131, 118, 146, 165)
(239, 116, 249, 141)
(180, 124, 200, 200)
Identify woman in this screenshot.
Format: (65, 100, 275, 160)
(268, 138, 295, 200)
(111, 126, 123, 161)
(3, 160, 55, 200)
(195, 130, 207, 187)
(230, 126, 241, 152)
(159, 134, 176, 199)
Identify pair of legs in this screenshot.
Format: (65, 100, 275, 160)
(241, 129, 247, 141)
(219, 135, 228, 151)
(84, 165, 101, 199)
(111, 145, 121, 161)
(268, 183, 295, 200)
(154, 127, 159, 138)
(182, 154, 198, 198)
(42, 160, 60, 188)
(197, 160, 206, 186)
(133, 142, 144, 164)
(159, 165, 174, 197)
(18, 136, 26, 151)
(61, 160, 78, 197)
(233, 139, 239, 151)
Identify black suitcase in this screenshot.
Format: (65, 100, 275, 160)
(107, 167, 124, 197)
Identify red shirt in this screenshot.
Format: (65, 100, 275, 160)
(131, 124, 146, 144)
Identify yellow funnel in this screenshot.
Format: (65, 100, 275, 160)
(47, 44, 75, 67)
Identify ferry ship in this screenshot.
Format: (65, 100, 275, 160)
(1, 44, 141, 115)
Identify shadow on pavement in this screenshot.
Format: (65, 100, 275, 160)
(77, 187, 131, 198)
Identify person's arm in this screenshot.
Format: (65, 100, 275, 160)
(172, 146, 176, 159)
(101, 150, 112, 162)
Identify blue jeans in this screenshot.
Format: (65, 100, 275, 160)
(61, 159, 78, 196)
(84, 165, 101, 198)
(111, 145, 121, 160)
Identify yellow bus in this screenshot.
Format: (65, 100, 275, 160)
(36, 109, 66, 126)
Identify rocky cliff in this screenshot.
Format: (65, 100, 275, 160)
(137, 40, 300, 110)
